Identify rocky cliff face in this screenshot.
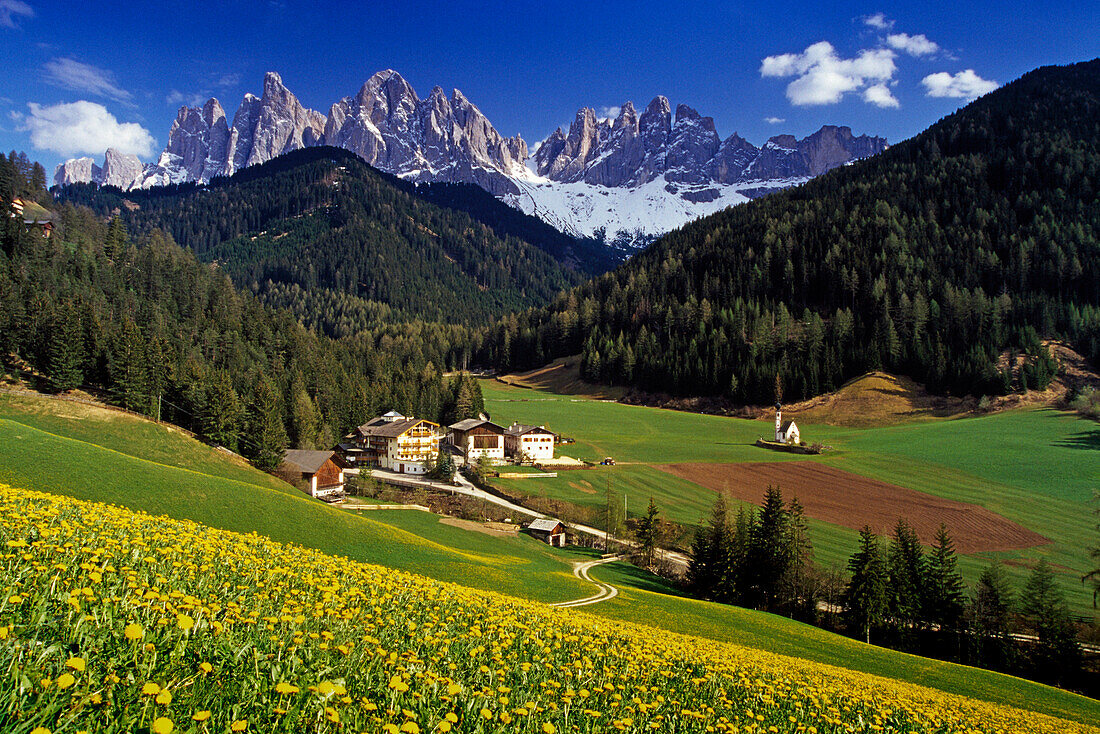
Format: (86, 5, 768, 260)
(52, 149, 142, 189)
(140, 72, 324, 187)
(535, 97, 887, 187)
(323, 70, 527, 195)
(54, 157, 100, 187)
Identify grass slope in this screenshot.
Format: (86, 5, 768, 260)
(0, 394, 589, 604)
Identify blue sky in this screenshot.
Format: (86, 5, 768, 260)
(1, 0, 1097, 175)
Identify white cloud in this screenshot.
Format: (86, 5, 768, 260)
(862, 12, 893, 30)
(216, 73, 241, 88)
(43, 58, 132, 103)
(921, 69, 999, 99)
(761, 41, 897, 106)
(764, 116, 785, 124)
(886, 32, 939, 57)
(863, 83, 900, 108)
(22, 100, 155, 157)
(598, 105, 621, 121)
(0, 0, 33, 29)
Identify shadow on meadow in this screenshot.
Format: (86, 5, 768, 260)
(1053, 427, 1100, 450)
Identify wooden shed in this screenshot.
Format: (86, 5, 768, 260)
(526, 518, 567, 547)
(279, 450, 345, 500)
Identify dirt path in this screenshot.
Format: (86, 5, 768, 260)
(550, 555, 622, 608)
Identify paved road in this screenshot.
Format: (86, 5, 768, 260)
(369, 469, 690, 570)
(550, 555, 622, 608)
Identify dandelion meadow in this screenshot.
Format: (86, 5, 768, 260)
(0, 484, 1094, 734)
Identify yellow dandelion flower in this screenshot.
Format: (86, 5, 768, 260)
(446, 683, 461, 696)
(123, 623, 143, 640)
(542, 723, 557, 734)
(142, 682, 161, 696)
(156, 689, 173, 705)
(66, 657, 85, 672)
(151, 717, 174, 734)
(176, 614, 194, 631)
(231, 720, 247, 731)
(30, 728, 50, 734)
(56, 673, 76, 689)
(437, 722, 452, 733)
(192, 711, 211, 722)
(198, 662, 212, 674)
(445, 713, 458, 723)
(275, 682, 299, 695)
(480, 708, 493, 721)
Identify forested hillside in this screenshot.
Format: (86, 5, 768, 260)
(484, 60, 1100, 402)
(58, 147, 588, 331)
(0, 156, 486, 466)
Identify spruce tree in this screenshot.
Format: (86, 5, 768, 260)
(1021, 559, 1080, 685)
(844, 526, 888, 644)
(688, 497, 732, 602)
(748, 485, 791, 610)
(887, 518, 926, 633)
(970, 563, 1016, 670)
(780, 496, 815, 617)
(635, 497, 661, 568)
(111, 319, 148, 413)
(201, 370, 243, 451)
(247, 375, 288, 472)
(924, 524, 966, 630)
(47, 302, 84, 393)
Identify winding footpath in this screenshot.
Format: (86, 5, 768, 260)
(550, 555, 622, 608)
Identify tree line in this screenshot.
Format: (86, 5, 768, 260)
(687, 487, 1089, 693)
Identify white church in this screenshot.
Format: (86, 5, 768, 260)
(774, 402, 800, 444)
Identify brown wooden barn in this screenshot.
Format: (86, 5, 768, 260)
(279, 450, 345, 500)
(448, 418, 504, 466)
(526, 518, 567, 547)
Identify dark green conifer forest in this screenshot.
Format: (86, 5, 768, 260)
(482, 60, 1100, 402)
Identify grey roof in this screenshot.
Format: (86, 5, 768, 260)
(527, 518, 565, 533)
(780, 421, 798, 431)
(357, 416, 437, 438)
(281, 449, 337, 474)
(505, 423, 557, 437)
(449, 418, 504, 433)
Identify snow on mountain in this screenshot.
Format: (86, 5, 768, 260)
(503, 173, 810, 253)
(53, 70, 887, 253)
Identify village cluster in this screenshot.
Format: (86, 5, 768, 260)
(276, 411, 558, 499)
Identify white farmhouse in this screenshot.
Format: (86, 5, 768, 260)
(504, 422, 557, 462)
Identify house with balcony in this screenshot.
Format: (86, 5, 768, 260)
(340, 411, 441, 475)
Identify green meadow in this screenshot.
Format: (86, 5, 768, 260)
(0, 392, 1095, 723)
(482, 379, 1100, 613)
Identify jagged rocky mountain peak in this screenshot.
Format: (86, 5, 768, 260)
(53, 68, 886, 244)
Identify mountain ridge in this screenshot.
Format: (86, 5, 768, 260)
(54, 70, 886, 245)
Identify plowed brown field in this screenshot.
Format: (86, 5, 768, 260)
(655, 461, 1049, 553)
